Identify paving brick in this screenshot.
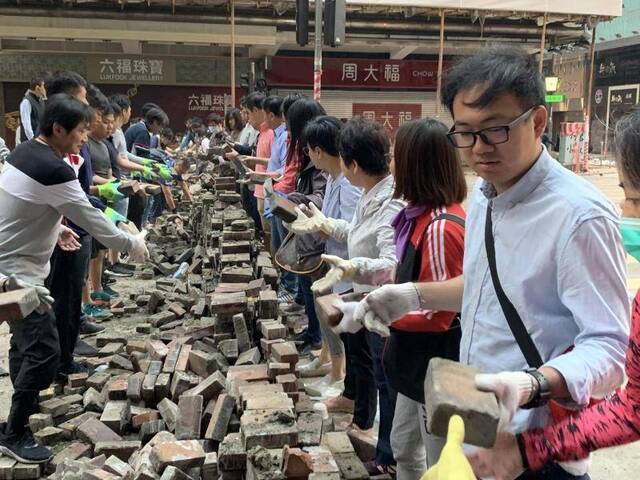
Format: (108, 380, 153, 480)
(58, 411, 100, 440)
(163, 343, 181, 374)
(236, 347, 261, 366)
(150, 440, 206, 474)
(82, 468, 120, 480)
(158, 398, 179, 432)
(226, 365, 269, 384)
(332, 453, 369, 480)
(314, 294, 343, 329)
(103, 455, 134, 478)
(100, 401, 130, 435)
(260, 338, 285, 358)
(39, 397, 69, 418)
(170, 371, 194, 401)
(140, 419, 168, 444)
(33, 425, 64, 445)
(99, 342, 125, 357)
(127, 372, 145, 403)
(0, 457, 16, 478)
(132, 410, 160, 429)
(167, 303, 187, 319)
(188, 349, 218, 378)
(28, 413, 53, 433)
(160, 465, 195, 480)
(151, 311, 178, 328)
(257, 290, 278, 319)
(147, 339, 169, 361)
(233, 314, 251, 353)
(155, 373, 172, 401)
(209, 292, 248, 315)
(47, 442, 91, 475)
(95, 440, 141, 462)
(107, 375, 130, 401)
(76, 418, 122, 445)
(127, 339, 148, 355)
(218, 433, 246, 472)
(270, 342, 299, 365)
(176, 395, 203, 440)
(204, 394, 235, 442)
(243, 393, 294, 412)
(346, 429, 376, 463)
(304, 446, 340, 475)
(87, 372, 112, 391)
(246, 446, 285, 480)
(240, 409, 298, 450)
(259, 320, 287, 341)
(110, 354, 134, 371)
(64, 385, 86, 396)
(282, 446, 314, 479)
(175, 344, 192, 372)
(267, 363, 292, 381)
(0, 287, 40, 323)
(424, 358, 500, 448)
(11, 463, 41, 479)
(238, 384, 284, 409)
(218, 339, 239, 363)
(148, 290, 165, 314)
(137, 323, 153, 334)
(201, 452, 218, 480)
(297, 412, 323, 447)
(276, 373, 298, 393)
(68, 372, 89, 388)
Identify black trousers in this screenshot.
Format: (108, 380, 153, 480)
(342, 329, 377, 430)
(7, 309, 59, 434)
(127, 194, 147, 230)
(241, 185, 262, 235)
(517, 464, 591, 480)
(46, 234, 92, 372)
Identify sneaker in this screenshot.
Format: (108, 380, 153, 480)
(305, 375, 344, 398)
(79, 319, 105, 335)
(102, 275, 116, 285)
(0, 430, 53, 464)
(102, 284, 119, 298)
(277, 288, 296, 303)
(105, 263, 134, 277)
(74, 339, 99, 357)
(90, 291, 112, 306)
(82, 304, 113, 321)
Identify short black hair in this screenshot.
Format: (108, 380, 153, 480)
(86, 84, 112, 115)
(245, 92, 266, 111)
(442, 45, 545, 116)
(141, 102, 161, 117)
(161, 128, 175, 142)
(30, 76, 45, 90)
(207, 113, 223, 125)
(263, 95, 283, 117)
(109, 93, 131, 111)
(285, 98, 326, 169)
(282, 93, 305, 119)
(339, 117, 390, 176)
(615, 107, 640, 190)
(145, 108, 169, 127)
(110, 101, 122, 117)
(40, 93, 90, 137)
(45, 71, 87, 97)
(302, 116, 342, 157)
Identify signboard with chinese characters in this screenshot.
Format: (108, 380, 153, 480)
(268, 57, 446, 90)
(88, 56, 176, 84)
(352, 103, 422, 139)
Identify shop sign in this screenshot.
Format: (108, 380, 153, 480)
(88, 56, 176, 84)
(545, 94, 565, 103)
(268, 57, 448, 90)
(352, 103, 422, 138)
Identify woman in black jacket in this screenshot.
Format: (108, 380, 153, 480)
(285, 98, 328, 353)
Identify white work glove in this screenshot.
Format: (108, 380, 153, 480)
(2, 274, 54, 314)
(474, 371, 536, 431)
(332, 300, 363, 334)
(127, 230, 149, 264)
(289, 203, 335, 236)
(353, 282, 421, 337)
(311, 254, 357, 294)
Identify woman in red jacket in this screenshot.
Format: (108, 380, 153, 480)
(468, 108, 640, 479)
(385, 118, 467, 479)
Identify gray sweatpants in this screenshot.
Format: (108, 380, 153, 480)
(391, 392, 446, 479)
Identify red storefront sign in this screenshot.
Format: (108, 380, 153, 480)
(352, 103, 422, 139)
(268, 57, 445, 90)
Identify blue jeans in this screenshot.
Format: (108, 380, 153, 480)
(298, 275, 321, 343)
(271, 215, 297, 293)
(367, 330, 397, 466)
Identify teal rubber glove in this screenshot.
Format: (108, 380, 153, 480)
(97, 182, 125, 203)
(104, 207, 127, 225)
(157, 165, 173, 182)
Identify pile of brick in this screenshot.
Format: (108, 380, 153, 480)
(0, 157, 384, 480)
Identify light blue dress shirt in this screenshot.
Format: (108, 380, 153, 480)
(321, 173, 362, 293)
(461, 147, 630, 433)
(267, 123, 288, 176)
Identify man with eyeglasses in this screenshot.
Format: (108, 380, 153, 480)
(352, 46, 629, 479)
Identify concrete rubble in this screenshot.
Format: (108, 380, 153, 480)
(0, 152, 389, 480)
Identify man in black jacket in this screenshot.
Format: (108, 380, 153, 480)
(19, 76, 47, 142)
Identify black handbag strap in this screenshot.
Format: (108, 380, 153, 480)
(485, 202, 544, 368)
(433, 212, 465, 228)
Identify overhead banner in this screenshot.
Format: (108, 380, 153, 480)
(346, 0, 621, 17)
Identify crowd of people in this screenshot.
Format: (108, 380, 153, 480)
(0, 44, 639, 480)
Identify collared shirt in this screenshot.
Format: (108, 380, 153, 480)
(461, 148, 629, 433)
(254, 121, 274, 200)
(267, 123, 288, 175)
(322, 173, 362, 294)
(331, 175, 404, 293)
(238, 123, 258, 148)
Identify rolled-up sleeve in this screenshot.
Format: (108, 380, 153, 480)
(546, 216, 630, 405)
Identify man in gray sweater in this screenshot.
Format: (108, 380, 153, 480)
(0, 94, 147, 464)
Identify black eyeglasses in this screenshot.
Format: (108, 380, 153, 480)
(447, 106, 538, 149)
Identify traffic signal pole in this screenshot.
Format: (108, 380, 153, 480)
(313, 0, 323, 101)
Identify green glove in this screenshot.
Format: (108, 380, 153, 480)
(104, 207, 127, 225)
(157, 165, 173, 182)
(142, 158, 156, 167)
(132, 166, 153, 181)
(97, 182, 125, 203)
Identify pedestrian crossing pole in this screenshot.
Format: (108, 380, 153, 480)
(313, 0, 323, 102)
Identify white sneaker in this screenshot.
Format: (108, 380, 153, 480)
(305, 377, 344, 398)
(298, 358, 331, 372)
